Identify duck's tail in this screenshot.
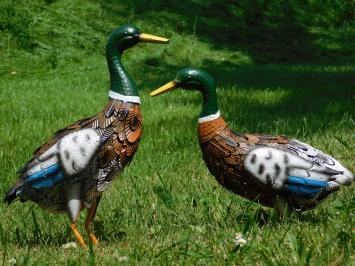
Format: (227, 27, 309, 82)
(3, 185, 23, 204)
(4, 190, 16, 204)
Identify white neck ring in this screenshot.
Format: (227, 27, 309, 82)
(109, 90, 141, 104)
(198, 111, 220, 123)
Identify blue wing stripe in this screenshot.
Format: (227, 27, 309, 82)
(286, 176, 329, 197)
(31, 172, 65, 189)
(25, 164, 60, 182)
(287, 176, 328, 188)
(286, 184, 320, 197)
(52, 172, 65, 184)
(31, 179, 54, 189)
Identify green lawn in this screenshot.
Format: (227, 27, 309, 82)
(0, 1, 354, 264)
(0, 54, 354, 264)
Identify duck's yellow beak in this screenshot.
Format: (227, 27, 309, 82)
(150, 81, 179, 97)
(138, 33, 169, 44)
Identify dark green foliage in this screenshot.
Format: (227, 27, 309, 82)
(0, 1, 36, 50)
(0, 0, 354, 65)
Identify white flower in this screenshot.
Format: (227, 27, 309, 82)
(8, 258, 16, 264)
(61, 242, 78, 249)
(234, 233, 248, 247)
(118, 256, 128, 262)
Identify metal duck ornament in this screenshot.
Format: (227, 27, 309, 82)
(4, 25, 169, 247)
(150, 67, 353, 214)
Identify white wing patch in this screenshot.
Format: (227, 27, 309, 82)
(244, 146, 343, 190)
(23, 128, 101, 181)
(58, 129, 101, 176)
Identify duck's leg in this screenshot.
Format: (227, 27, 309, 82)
(65, 182, 87, 247)
(273, 196, 290, 219)
(70, 223, 86, 248)
(85, 197, 101, 246)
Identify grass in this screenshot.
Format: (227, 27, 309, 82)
(0, 56, 354, 265)
(0, 1, 354, 265)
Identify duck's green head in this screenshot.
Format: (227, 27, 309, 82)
(150, 68, 219, 117)
(106, 24, 169, 97)
(107, 24, 169, 52)
(150, 67, 216, 96)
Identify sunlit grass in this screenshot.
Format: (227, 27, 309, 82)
(0, 55, 354, 264)
(0, 0, 354, 264)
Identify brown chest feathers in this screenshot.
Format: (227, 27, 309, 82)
(94, 100, 142, 169)
(33, 99, 142, 170)
(198, 117, 289, 207)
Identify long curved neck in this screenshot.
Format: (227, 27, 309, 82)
(106, 39, 138, 97)
(197, 84, 225, 142)
(197, 83, 226, 143)
(199, 84, 219, 118)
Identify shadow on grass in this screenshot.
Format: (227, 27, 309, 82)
(93, 220, 126, 243)
(1, 207, 126, 247)
(3, 224, 126, 247)
(234, 206, 332, 230)
(97, 0, 354, 63)
(138, 59, 354, 137)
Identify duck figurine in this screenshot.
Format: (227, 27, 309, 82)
(4, 24, 169, 247)
(150, 67, 353, 213)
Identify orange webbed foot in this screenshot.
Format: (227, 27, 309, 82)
(70, 223, 87, 248)
(89, 233, 99, 246)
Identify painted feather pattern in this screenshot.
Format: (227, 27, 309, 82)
(150, 67, 353, 213)
(198, 116, 352, 211)
(14, 99, 142, 212)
